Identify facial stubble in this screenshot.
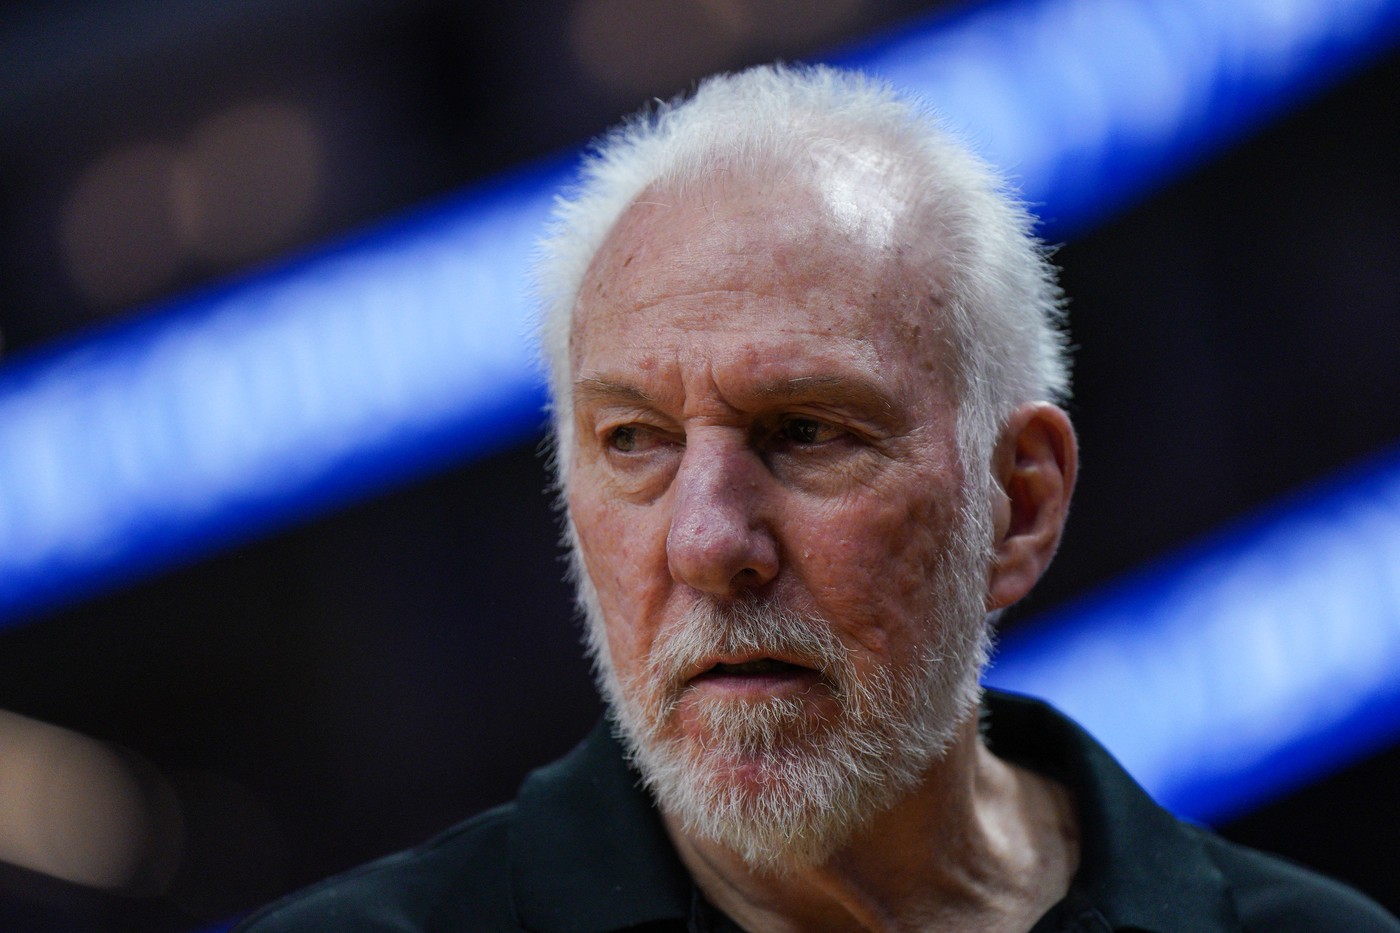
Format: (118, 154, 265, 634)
(577, 493, 995, 874)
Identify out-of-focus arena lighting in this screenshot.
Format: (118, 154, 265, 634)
(0, 0, 1397, 835)
(836, 0, 1400, 238)
(0, 710, 180, 892)
(173, 100, 324, 266)
(61, 141, 187, 308)
(569, 0, 864, 94)
(59, 99, 325, 311)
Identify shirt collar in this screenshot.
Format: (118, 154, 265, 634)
(984, 690, 1240, 932)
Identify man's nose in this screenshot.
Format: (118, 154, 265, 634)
(666, 441, 778, 596)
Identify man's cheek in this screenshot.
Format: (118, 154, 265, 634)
(575, 522, 653, 661)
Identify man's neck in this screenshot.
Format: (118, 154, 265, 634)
(662, 720, 1081, 933)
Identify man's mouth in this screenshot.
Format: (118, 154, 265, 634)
(695, 658, 813, 678)
(685, 657, 824, 699)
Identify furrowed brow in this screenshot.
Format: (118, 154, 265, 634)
(752, 375, 894, 414)
(573, 376, 656, 407)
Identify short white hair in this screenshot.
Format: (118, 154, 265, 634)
(533, 62, 1070, 490)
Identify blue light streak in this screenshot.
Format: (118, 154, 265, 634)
(840, 0, 1400, 237)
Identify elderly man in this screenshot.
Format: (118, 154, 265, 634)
(239, 65, 1397, 932)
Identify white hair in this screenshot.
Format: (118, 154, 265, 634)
(533, 62, 1071, 493)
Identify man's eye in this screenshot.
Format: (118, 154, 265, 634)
(775, 417, 839, 445)
(606, 425, 659, 452)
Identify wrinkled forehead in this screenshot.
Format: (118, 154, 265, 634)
(574, 157, 950, 347)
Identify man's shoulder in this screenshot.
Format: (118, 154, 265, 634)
(233, 803, 521, 933)
(982, 691, 1398, 932)
(1190, 826, 1400, 933)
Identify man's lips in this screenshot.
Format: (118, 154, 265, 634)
(692, 658, 815, 679)
(683, 656, 824, 697)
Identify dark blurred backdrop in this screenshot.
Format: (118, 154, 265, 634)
(0, 1, 1397, 929)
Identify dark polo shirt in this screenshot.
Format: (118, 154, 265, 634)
(236, 691, 1398, 932)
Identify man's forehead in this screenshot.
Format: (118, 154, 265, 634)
(578, 167, 932, 317)
(584, 182, 824, 296)
(566, 157, 962, 407)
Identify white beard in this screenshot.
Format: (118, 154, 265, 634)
(576, 494, 995, 874)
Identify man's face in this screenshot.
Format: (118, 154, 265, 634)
(566, 171, 992, 867)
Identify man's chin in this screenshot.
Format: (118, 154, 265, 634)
(670, 691, 839, 750)
(646, 742, 855, 872)
(673, 740, 809, 792)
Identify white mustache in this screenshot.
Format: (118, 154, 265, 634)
(644, 598, 853, 697)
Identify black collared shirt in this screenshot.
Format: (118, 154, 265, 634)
(236, 691, 1398, 932)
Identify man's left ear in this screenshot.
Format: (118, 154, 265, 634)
(985, 402, 1078, 612)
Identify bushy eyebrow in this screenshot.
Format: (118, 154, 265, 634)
(752, 375, 895, 415)
(573, 377, 655, 406)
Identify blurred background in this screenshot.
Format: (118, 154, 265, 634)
(0, 0, 1397, 929)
